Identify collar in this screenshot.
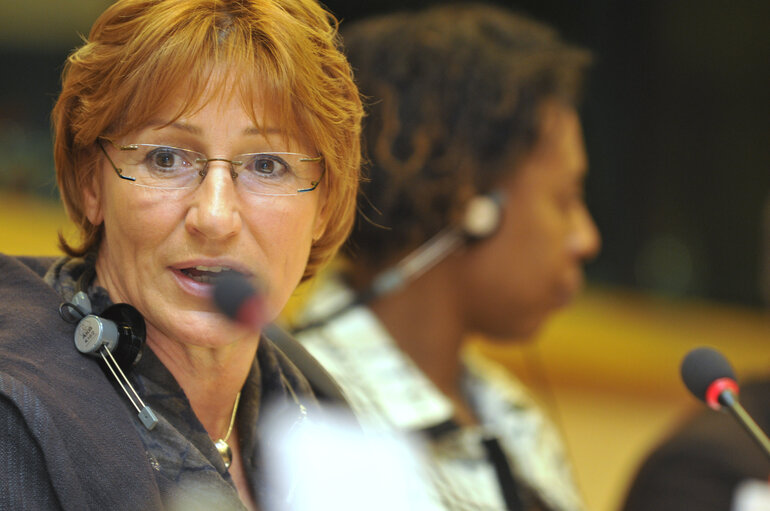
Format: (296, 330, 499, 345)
(293, 276, 454, 431)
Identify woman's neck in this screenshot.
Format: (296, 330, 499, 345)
(146, 325, 259, 510)
(146, 329, 257, 440)
(368, 259, 477, 425)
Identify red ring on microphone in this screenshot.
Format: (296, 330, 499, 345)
(705, 377, 739, 410)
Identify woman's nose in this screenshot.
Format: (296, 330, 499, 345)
(568, 204, 601, 261)
(185, 162, 242, 241)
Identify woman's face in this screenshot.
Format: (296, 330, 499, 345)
(84, 86, 328, 348)
(460, 103, 601, 339)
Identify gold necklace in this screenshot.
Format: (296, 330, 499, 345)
(214, 391, 241, 469)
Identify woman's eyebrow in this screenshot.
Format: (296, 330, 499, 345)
(169, 122, 201, 135)
(146, 122, 282, 137)
(164, 124, 280, 136)
(243, 126, 282, 136)
(135, 120, 195, 135)
(145, 121, 208, 135)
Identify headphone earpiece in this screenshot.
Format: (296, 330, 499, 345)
(369, 190, 506, 296)
(291, 191, 506, 334)
(71, 295, 146, 372)
(461, 190, 505, 241)
(63, 291, 158, 430)
(96, 304, 146, 369)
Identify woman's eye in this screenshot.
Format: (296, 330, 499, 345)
(249, 155, 289, 177)
(153, 151, 177, 168)
(256, 158, 278, 174)
(144, 148, 192, 172)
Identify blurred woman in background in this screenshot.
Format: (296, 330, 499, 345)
(291, 4, 600, 510)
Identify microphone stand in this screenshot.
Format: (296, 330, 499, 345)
(719, 390, 770, 462)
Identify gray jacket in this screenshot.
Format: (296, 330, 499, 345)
(0, 254, 318, 510)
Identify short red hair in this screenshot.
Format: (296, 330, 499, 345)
(53, 0, 362, 280)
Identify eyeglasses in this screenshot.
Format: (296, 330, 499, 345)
(97, 138, 324, 196)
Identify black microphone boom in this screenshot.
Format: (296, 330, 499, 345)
(680, 346, 770, 461)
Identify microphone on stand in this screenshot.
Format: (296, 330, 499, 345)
(680, 346, 770, 461)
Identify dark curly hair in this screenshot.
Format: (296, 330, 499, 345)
(341, 3, 590, 285)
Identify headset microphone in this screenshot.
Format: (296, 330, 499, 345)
(371, 192, 504, 295)
(680, 346, 770, 461)
(292, 191, 505, 333)
(61, 291, 158, 430)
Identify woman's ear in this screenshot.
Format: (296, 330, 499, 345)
(311, 190, 330, 243)
(82, 170, 104, 226)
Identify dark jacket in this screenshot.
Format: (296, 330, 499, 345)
(0, 254, 318, 510)
(622, 378, 770, 511)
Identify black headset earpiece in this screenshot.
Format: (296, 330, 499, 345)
(61, 290, 158, 430)
(99, 303, 146, 370)
(70, 294, 145, 372)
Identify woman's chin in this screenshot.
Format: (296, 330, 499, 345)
(146, 310, 259, 350)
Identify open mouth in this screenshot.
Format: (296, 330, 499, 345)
(179, 265, 239, 284)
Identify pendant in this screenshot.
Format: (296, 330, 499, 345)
(215, 438, 233, 469)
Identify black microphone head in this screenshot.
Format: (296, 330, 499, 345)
(680, 346, 736, 402)
(212, 272, 257, 321)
